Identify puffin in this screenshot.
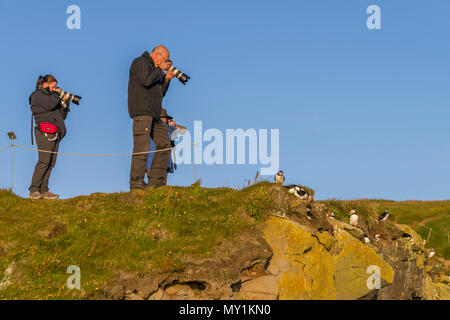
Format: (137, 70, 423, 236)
(401, 233, 413, 242)
(349, 209, 358, 227)
(364, 234, 371, 244)
(286, 185, 309, 200)
(429, 249, 435, 258)
(306, 204, 315, 220)
(378, 210, 389, 222)
(274, 170, 285, 185)
(374, 234, 381, 242)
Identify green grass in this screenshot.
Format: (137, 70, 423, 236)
(1, 183, 448, 300)
(0, 184, 275, 300)
(369, 200, 450, 260)
(319, 198, 450, 260)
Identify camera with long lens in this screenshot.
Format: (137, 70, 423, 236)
(58, 89, 82, 105)
(167, 60, 191, 85)
(175, 124, 187, 135)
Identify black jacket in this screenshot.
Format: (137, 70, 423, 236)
(29, 88, 70, 139)
(128, 51, 170, 119)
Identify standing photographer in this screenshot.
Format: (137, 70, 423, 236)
(29, 75, 71, 199)
(128, 45, 175, 190)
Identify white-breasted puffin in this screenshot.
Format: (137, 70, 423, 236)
(274, 170, 285, 185)
(378, 210, 389, 222)
(286, 185, 309, 200)
(349, 209, 358, 227)
(429, 249, 435, 258)
(306, 204, 315, 220)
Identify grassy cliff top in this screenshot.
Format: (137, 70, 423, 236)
(0, 182, 448, 299)
(0, 183, 275, 299)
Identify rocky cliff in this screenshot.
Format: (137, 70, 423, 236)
(0, 185, 448, 300)
(107, 186, 449, 300)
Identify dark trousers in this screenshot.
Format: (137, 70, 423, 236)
(29, 128, 60, 193)
(130, 116, 171, 188)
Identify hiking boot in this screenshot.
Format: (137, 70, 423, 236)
(29, 191, 43, 200)
(130, 184, 146, 191)
(42, 191, 59, 200)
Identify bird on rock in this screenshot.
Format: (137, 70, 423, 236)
(306, 204, 315, 220)
(378, 210, 389, 222)
(349, 209, 358, 227)
(274, 170, 285, 185)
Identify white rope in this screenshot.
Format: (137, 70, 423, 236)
(12, 143, 197, 157)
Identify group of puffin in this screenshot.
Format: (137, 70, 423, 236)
(275, 170, 437, 259)
(275, 170, 312, 201)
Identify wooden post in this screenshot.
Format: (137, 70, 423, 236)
(10, 144, 13, 192)
(426, 227, 432, 243)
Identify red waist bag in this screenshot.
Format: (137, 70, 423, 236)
(39, 122, 59, 134)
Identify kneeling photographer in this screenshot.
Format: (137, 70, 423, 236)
(28, 74, 81, 199)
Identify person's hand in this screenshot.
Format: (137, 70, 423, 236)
(165, 70, 175, 82)
(62, 92, 70, 100)
(159, 60, 172, 71)
(53, 87, 62, 93)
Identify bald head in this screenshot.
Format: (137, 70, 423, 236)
(150, 45, 170, 65)
(152, 45, 169, 56)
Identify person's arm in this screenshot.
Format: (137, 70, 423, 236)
(162, 79, 170, 96)
(133, 58, 164, 87)
(60, 100, 71, 120)
(30, 90, 60, 114)
(162, 69, 175, 96)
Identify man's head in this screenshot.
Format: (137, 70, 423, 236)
(150, 45, 170, 66)
(160, 108, 173, 123)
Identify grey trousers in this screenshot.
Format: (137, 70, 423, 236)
(29, 128, 60, 193)
(130, 116, 171, 188)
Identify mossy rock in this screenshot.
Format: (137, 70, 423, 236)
(263, 217, 336, 300)
(333, 229, 395, 300)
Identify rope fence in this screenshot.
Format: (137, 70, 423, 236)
(0, 142, 198, 189)
(0, 143, 197, 157)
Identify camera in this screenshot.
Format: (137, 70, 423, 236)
(167, 60, 191, 85)
(58, 89, 82, 105)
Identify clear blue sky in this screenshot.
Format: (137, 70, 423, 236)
(0, 0, 449, 200)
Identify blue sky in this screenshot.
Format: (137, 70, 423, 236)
(0, 0, 449, 200)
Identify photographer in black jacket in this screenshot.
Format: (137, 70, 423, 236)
(29, 75, 71, 199)
(128, 45, 175, 190)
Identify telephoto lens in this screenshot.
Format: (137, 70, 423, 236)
(175, 124, 187, 135)
(59, 90, 82, 105)
(167, 60, 191, 85)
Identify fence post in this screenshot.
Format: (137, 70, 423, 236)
(10, 144, 14, 192)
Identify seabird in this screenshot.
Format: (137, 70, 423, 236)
(374, 234, 381, 242)
(349, 210, 358, 227)
(364, 234, 371, 244)
(401, 233, 413, 241)
(306, 204, 315, 220)
(378, 210, 389, 222)
(298, 187, 309, 200)
(429, 249, 435, 258)
(286, 185, 309, 200)
(274, 170, 285, 185)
